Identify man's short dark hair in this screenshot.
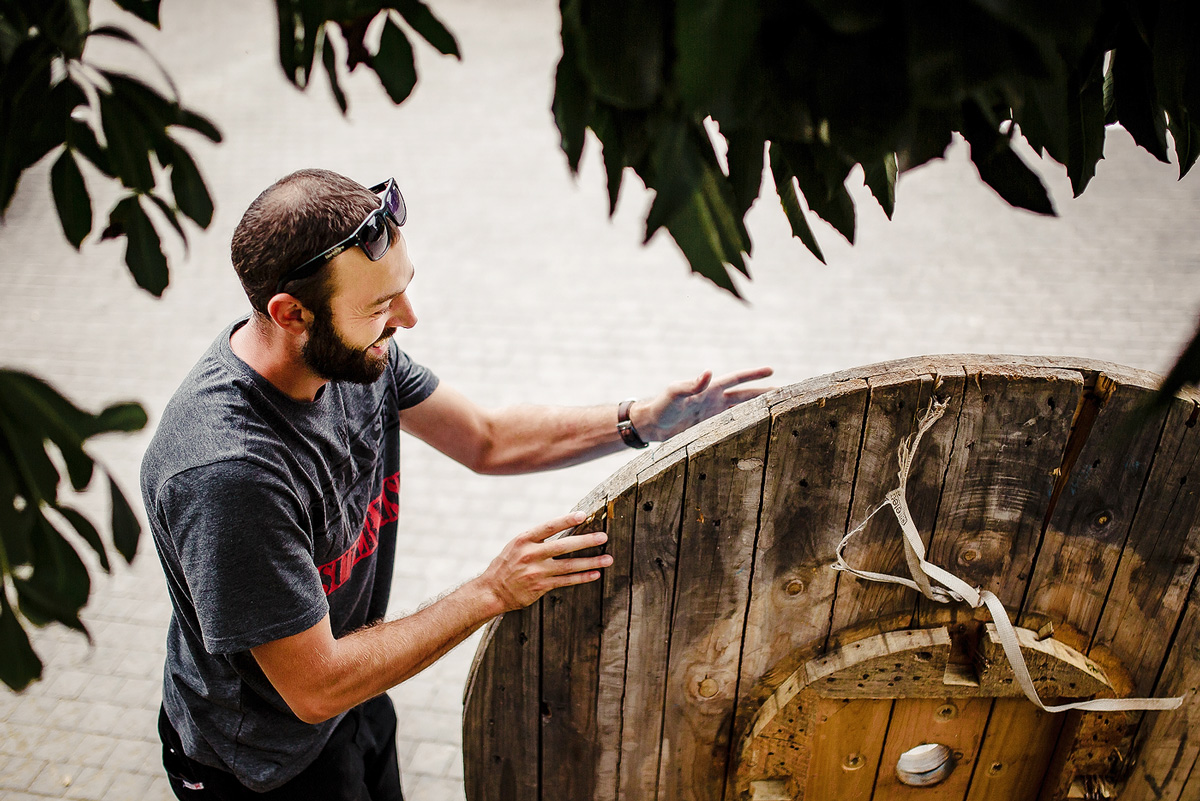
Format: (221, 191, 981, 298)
(232, 169, 381, 316)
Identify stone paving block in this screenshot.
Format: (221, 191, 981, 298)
(410, 741, 460, 778)
(0, 720, 49, 758)
(61, 766, 114, 801)
(0, 755, 49, 792)
(102, 737, 160, 776)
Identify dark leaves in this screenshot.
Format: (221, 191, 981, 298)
(0, 370, 146, 690)
(51, 149, 92, 249)
(103, 195, 169, 296)
(372, 16, 418, 104)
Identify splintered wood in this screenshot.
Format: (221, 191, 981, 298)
(462, 357, 1200, 801)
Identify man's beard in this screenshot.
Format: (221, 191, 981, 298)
(301, 308, 395, 385)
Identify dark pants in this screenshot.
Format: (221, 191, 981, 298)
(159, 695, 404, 800)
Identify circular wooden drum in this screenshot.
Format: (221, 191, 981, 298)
(463, 356, 1200, 801)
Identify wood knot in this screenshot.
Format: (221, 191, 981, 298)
(697, 678, 719, 698)
(784, 579, 804, 596)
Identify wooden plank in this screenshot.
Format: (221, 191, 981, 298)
(1117, 563, 1200, 801)
(805, 698, 893, 801)
(657, 404, 772, 801)
(541, 507, 608, 801)
(1020, 374, 1168, 650)
(1089, 396, 1200, 698)
(462, 606, 541, 801)
(829, 369, 966, 647)
(871, 697, 993, 801)
(618, 449, 689, 801)
(729, 379, 870, 736)
(917, 366, 1085, 628)
(594, 487, 638, 801)
(966, 698, 1064, 801)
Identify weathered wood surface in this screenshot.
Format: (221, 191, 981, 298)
(729, 378, 868, 747)
(659, 403, 771, 801)
(1019, 372, 1168, 652)
(462, 604, 540, 801)
(593, 489, 636, 801)
(541, 508, 608, 801)
(806, 698, 892, 801)
(618, 449, 688, 801)
(917, 366, 1084, 628)
(872, 696, 992, 800)
(828, 369, 965, 647)
(967, 699, 1065, 801)
(462, 356, 1200, 801)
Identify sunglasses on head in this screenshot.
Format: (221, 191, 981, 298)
(275, 178, 407, 294)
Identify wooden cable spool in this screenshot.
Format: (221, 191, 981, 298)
(462, 356, 1200, 801)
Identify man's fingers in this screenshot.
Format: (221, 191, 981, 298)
(723, 387, 776, 404)
(525, 511, 588, 543)
(547, 554, 613, 576)
(670, 370, 712, 398)
(712, 366, 774, 390)
(547, 531, 608, 557)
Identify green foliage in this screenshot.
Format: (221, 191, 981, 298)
(0, 0, 459, 691)
(552, 0, 1200, 294)
(0, 370, 146, 691)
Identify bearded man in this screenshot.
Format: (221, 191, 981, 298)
(141, 168, 772, 800)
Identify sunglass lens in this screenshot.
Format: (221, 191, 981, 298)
(385, 182, 406, 227)
(361, 213, 390, 260)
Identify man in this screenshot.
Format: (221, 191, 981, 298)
(141, 169, 772, 799)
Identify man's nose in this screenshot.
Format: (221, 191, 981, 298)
(389, 294, 417, 329)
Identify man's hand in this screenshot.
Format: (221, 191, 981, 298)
(478, 511, 611, 613)
(635, 367, 775, 442)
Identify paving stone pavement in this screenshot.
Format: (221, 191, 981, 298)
(3, 0, 1200, 799)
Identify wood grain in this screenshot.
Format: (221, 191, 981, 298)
(917, 366, 1084, 628)
(658, 404, 771, 801)
(1020, 373, 1168, 649)
(805, 698, 893, 801)
(871, 697, 992, 801)
(966, 699, 1064, 801)
(618, 449, 689, 801)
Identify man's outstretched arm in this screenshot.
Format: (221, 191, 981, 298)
(251, 512, 608, 725)
(399, 367, 775, 475)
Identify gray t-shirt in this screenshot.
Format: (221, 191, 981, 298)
(141, 318, 438, 791)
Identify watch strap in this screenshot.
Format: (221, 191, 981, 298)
(617, 398, 649, 449)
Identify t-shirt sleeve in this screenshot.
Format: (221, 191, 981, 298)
(388, 341, 438, 410)
(157, 460, 329, 655)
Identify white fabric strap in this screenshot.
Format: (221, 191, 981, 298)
(832, 399, 1183, 713)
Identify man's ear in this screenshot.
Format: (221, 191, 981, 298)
(265, 293, 312, 336)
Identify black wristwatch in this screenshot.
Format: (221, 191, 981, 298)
(617, 398, 649, 449)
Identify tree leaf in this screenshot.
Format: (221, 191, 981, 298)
(665, 193, 741, 297)
(178, 109, 222, 143)
(372, 17, 418, 104)
(1109, 37, 1170, 162)
(779, 142, 857, 243)
(723, 130, 766, 219)
(580, 0, 664, 109)
(94, 402, 148, 434)
(164, 142, 213, 228)
(963, 102, 1055, 215)
(320, 26, 348, 114)
(769, 144, 826, 263)
(675, 0, 759, 116)
(553, 17, 593, 174)
(51, 149, 92, 249)
(0, 387, 62, 504)
(111, 0, 162, 28)
(1167, 114, 1200, 178)
(104, 196, 169, 296)
(0, 590, 42, 692)
(394, 0, 461, 58)
(98, 93, 156, 192)
(18, 513, 91, 631)
(644, 121, 704, 242)
(56, 505, 110, 573)
(1066, 61, 1106, 196)
(0, 370, 95, 492)
(109, 475, 141, 563)
(146, 192, 188, 252)
(66, 120, 114, 178)
(862, 151, 897, 219)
